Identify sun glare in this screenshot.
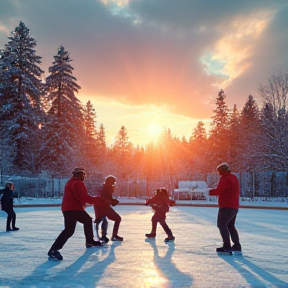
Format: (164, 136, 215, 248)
(147, 122, 162, 138)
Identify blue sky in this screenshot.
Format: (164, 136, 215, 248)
(1, 0, 288, 145)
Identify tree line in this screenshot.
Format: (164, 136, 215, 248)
(1, 21, 288, 187)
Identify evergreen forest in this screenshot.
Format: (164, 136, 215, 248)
(1, 22, 288, 198)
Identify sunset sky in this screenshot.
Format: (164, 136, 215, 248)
(1, 0, 288, 146)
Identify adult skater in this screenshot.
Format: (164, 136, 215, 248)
(47, 167, 107, 261)
(209, 163, 242, 254)
(145, 188, 175, 242)
(94, 175, 123, 242)
(0, 180, 19, 232)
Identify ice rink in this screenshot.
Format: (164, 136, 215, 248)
(0, 205, 287, 288)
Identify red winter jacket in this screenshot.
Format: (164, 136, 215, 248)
(61, 177, 106, 212)
(209, 172, 240, 209)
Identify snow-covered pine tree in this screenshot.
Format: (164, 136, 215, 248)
(258, 72, 288, 171)
(228, 104, 241, 170)
(110, 125, 133, 179)
(0, 21, 44, 175)
(40, 46, 83, 176)
(83, 100, 100, 169)
(239, 94, 261, 171)
(190, 121, 209, 175)
(97, 123, 106, 152)
(208, 89, 230, 167)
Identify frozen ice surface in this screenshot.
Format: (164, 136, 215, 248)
(0, 205, 287, 288)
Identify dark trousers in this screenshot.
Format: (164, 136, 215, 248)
(50, 210, 94, 251)
(151, 213, 173, 237)
(95, 216, 108, 238)
(217, 207, 240, 248)
(95, 206, 121, 237)
(2, 208, 16, 230)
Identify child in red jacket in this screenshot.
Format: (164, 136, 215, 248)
(145, 188, 175, 242)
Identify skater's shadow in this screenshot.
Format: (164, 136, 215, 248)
(13, 245, 118, 287)
(146, 239, 193, 287)
(59, 244, 119, 287)
(219, 254, 288, 287)
(2, 257, 61, 287)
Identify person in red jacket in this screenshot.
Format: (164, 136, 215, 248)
(94, 175, 123, 242)
(145, 188, 175, 242)
(47, 167, 107, 261)
(209, 163, 242, 254)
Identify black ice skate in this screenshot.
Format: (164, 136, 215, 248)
(100, 236, 109, 243)
(231, 244, 242, 255)
(145, 233, 156, 239)
(111, 235, 123, 241)
(216, 247, 232, 255)
(48, 249, 63, 261)
(164, 236, 175, 242)
(86, 240, 103, 248)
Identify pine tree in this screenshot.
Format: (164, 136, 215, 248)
(228, 104, 241, 170)
(40, 46, 83, 176)
(258, 72, 288, 171)
(82, 100, 101, 170)
(190, 121, 209, 175)
(208, 89, 230, 166)
(239, 95, 261, 171)
(112, 125, 133, 179)
(259, 103, 288, 170)
(0, 21, 44, 174)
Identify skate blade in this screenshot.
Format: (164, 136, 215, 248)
(232, 251, 242, 256)
(217, 251, 232, 256)
(48, 256, 61, 261)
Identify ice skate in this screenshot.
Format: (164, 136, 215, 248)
(86, 240, 103, 248)
(145, 233, 156, 239)
(48, 249, 63, 261)
(231, 244, 242, 255)
(111, 235, 123, 241)
(216, 246, 232, 255)
(164, 236, 175, 242)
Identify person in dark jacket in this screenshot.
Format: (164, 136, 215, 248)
(1, 180, 19, 232)
(145, 188, 175, 242)
(94, 175, 123, 242)
(209, 163, 242, 254)
(47, 167, 107, 261)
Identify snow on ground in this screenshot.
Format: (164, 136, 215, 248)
(0, 204, 287, 288)
(12, 196, 288, 209)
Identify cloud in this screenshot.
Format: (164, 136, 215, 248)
(1, 0, 288, 143)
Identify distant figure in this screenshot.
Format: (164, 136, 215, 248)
(209, 163, 242, 254)
(47, 167, 107, 261)
(94, 175, 123, 242)
(145, 188, 175, 242)
(0, 180, 19, 232)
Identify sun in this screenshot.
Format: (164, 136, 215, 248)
(147, 122, 162, 138)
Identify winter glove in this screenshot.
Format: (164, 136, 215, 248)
(112, 199, 119, 206)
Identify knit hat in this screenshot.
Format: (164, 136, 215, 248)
(5, 179, 14, 190)
(72, 167, 85, 174)
(105, 175, 116, 185)
(216, 163, 230, 175)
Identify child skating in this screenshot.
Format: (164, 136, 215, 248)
(145, 188, 175, 242)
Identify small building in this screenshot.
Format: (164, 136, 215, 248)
(174, 181, 208, 200)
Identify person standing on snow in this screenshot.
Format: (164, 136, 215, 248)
(145, 188, 175, 242)
(209, 163, 242, 254)
(1, 180, 19, 232)
(94, 175, 123, 242)
(47, 167, 107, 261)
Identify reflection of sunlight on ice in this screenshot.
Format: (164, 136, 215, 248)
(143, 273, 168, 288)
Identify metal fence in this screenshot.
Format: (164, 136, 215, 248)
(1, 171, 288, 199)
